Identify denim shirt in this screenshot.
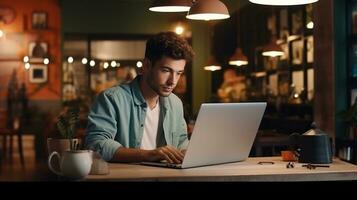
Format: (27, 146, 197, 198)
(85, 75, 189, 161)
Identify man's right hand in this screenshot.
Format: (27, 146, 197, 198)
(147, 145, 184, 164)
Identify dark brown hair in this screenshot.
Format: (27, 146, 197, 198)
(145, 32, 194, 65)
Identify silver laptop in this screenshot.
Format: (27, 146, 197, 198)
(141, 102, 267, 169)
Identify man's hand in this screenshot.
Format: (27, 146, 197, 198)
(148, 145, 185, 164)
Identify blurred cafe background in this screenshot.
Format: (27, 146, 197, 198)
(0, 0, 355, 180)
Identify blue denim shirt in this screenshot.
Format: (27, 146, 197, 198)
(85, 75, 189, 161)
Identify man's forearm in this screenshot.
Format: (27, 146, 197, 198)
(110, 147, 154, 163)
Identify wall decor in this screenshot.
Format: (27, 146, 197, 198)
(32, 11, 47, 29)
(29, 64, 47, 83)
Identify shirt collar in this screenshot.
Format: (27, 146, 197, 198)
(130, 75, 146, 106)
(130, 75, 170, 110)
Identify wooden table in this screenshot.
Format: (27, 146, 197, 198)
(85, 157, 357, 182)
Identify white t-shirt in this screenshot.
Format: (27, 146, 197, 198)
(140, 102, 160, 150)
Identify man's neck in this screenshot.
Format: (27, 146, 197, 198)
(140, 78, 159, 110)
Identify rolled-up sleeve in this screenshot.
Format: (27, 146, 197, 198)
(85, 91, 122, 161)
(178, 101, 189, 150)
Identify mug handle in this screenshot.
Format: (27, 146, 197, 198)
(48, 151, 63, 176)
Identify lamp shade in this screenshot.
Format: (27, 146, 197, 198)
(149, 0, 192, 12)
(249, 0, 318, 6)
(262, 38, 284, 57)
(204, 56, 222, 71)
(186, 0, 230, 21)
(229, 48, 248, 66)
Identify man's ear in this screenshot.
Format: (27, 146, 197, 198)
(143, 58, 151, 71)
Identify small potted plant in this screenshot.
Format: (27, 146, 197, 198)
(47, 104, 81, 157)
(56, 105, 80, 150)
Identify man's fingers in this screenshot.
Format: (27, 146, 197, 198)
(161, 148, 181, 164)
(158, 149, 173, 164)
(167, 146, 184, 160)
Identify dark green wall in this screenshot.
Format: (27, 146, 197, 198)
(60, 0, 179, 34)
(334, 0, 348, 138)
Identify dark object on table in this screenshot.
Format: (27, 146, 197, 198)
(289, 122, 333, 164)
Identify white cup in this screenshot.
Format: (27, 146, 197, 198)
(48, 150, 93, 179)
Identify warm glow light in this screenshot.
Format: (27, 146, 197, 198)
(103, 62, 109, 69)
(149, 6, 190, 12)
(252, 71, 267, 78)
(249, 0, 318, 6)
(186, 0, 230, 21)
(229, 48, 248, 66)
(82, 58, 88, 64)
(136, 61, 143, 68)
(89, 60, 95, 67)
(307, 21, 314, 29)
(149, 0, 192, 12)
(23, 56, 29, 63)
(262, 51, 284, 57)
(43, 58, 50, 65)
(293, 93, 300, 99)
(67, 56, 74, 63)
(111, 61, 116, 67)
(25, 63, 30, 70)
(175, 26, 184, 35)
(204, 65, 222, 71)
(229, 60, 248, 66)
(186, 13, 229, 21)
(0, 30, 3, 38)
(116, 62, 121, 67)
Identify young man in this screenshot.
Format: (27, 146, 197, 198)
(85, 32, 194, 164)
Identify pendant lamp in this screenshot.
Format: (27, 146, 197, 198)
(262, 36, 284, 57)
(149, 0, 192, 12)
(249, 0, 318, 6)
(204, 56, 222, 71)
(186, 0, 230, 21)
(229, 48, 248, 66)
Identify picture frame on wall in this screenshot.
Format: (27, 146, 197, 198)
(291, 39, 303, 65)
(29, 64, 47, 83)
(28, 41, 48, 62)
(32, 11, 47, 30)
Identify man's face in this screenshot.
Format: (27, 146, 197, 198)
(144, 56, 186, 97)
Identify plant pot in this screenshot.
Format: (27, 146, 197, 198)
(47, 138, 81, 156)
(47, 138, 81, 172)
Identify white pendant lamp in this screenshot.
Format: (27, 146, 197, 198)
(229, 48, 248, 66)
(149, 0, 193, 12)
(249, 0, 318, 6)
(186, 0, 230, 21)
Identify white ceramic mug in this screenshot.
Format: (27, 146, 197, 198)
(48, 150, 93, 179)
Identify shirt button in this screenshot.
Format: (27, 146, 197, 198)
(141, 124, 143, 127)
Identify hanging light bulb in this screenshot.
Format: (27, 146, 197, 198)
(229, 48, 248, 66)
(249, 0, 318, 6)
(186, 0, 230, 21)
(149, 0, 192, 12)
(204, 56, 222, 71)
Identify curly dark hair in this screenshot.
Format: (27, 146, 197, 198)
(145, 32, 194, 65)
